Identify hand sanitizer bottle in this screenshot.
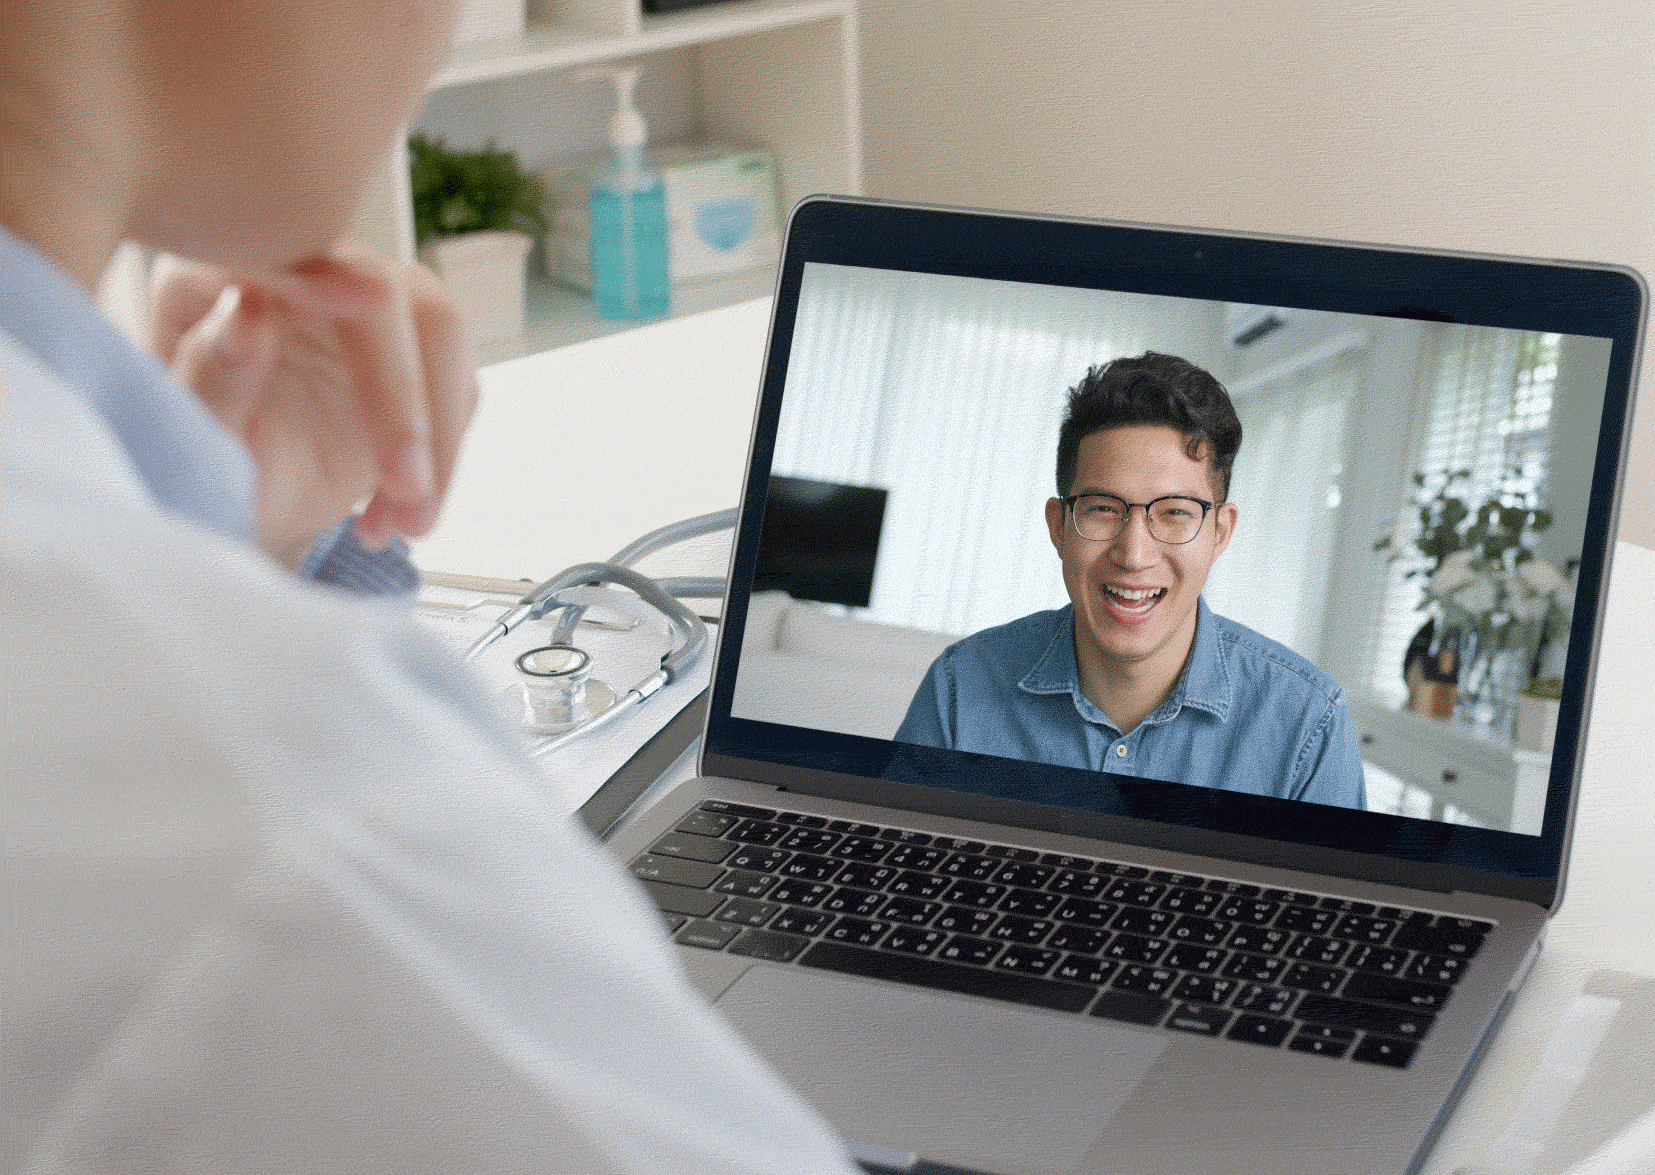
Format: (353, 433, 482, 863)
(580, 66, 670, 321)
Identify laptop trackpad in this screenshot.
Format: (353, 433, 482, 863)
(715, 964, 1167, 1175)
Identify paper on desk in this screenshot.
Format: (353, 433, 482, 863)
(417, 581, 711, 817)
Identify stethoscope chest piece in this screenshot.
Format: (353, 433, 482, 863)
(510, 644, 618, 734)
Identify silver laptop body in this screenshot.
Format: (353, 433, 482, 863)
(605, 197, 1647, 1175)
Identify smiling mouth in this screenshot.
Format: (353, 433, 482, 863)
(1103, 585, 1166, 616)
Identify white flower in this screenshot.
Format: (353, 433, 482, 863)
(1517, 558, 1565, 596)
(1431, 550, 1478, 597)
(1454, 573, 1497, 615)
(1509, 590, 1547, 622)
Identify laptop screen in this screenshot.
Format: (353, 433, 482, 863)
(705, 200, 1645, 895)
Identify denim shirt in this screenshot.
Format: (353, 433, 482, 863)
(895, 599, 1367, 811)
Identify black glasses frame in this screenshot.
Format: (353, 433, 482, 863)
(1061, 493, 1215, 545)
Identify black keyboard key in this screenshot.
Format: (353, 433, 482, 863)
(1262, 888, 1320, 905)
(884, 844, 947, 870)
(1222, 952, 1287, 983)
(1319, 897, 1375, 915)
(1347, 944, 1411, 977)
(990, 916, 1055, 945)
(1111, 907, 1176, 937)
(1165, 944, 1229, 974)
(933, 906, 999, 936)
(1090, 990, 1172, 1026)
(1167, 916, 1230, 946)
(880, 897, 944, 925)
(887, 871, 951, 900)
(642, 880, 726, 918)
(798, 941, 1095, 1013)
(883, 927, 947, 956)
(698, 800, 776, 819)
(1049, 870, 1107, 897)
(770, 908, 834, 935)
(727, 928, 809, 963)
(727, 819, 790, 846)
(1167, 1002, 1233, 1037)
(1171, 974, 1240, 1005)
(1111, 964, 1177, 996)
(1105, 880, 1166, 906)
(1227, 1014, 1292, 1048)
(1041, 853, 1096, 870)
(1224, 926, 1290, 956)
(1281, 963, 1347, 994)
(713, 869, 779, 898)
(994, 862, 1054, 888)
(941, 853, 1000, 880)
(1053, 955, 1117, 985)
(1275, 904, 1338, 935)
(1104, 935, 1169, 964)
(630, 853, 723, 888)
(675, 919, 741, 949)
(1341, 972, 1453, 1012)
(1289, 1034, 1352, 1059)
(1286, 934, 1350, 965)
(1352, 1036, 1418, 1068)
(1046, 925, 1111, 954)
(943, 879, 1010, 908)
(768, 880, 833, 908)
(824, 917, 894, 947)
(778, 813, 828, 828)
(993, 945, 1061, 975)
(725, 846, 790, 872)
(1231, 984, 1296, 1016)
(822, 887, 886, 918)
(883, 828, 933, 844)
(1149, 870, 1206, 888)
(715, 897, 781, 926)
(674, 810, 737, 837)
(1295, 994, 1435, 1040)
(1391, 920, 1487, 959)
(778, 828, 841, 854)
(779, 854, 841, 882)
(997, 887, 1062, 917)
(1333, 914, 1398, 945)
(1217, 898, 1280, 925)
(834, 862, 900, 891)
(661, 912, 687, 934)
(1053, 897, 1117, 928)
(832, 837, 896, 863)
(649, 831, 738, 863)
(937, 935, 1002, 966)
(1205, 879, 1261, 897)
(1408, 953, 1470, 984)
(826, 820, 882, 836)
(1159, 886, 1222, 917)
(935, 837, 987, 853)
(1096, 862, 1151, 880)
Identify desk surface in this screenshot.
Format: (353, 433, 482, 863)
(418, 301, 1655, 1174)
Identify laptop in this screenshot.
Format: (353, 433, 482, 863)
(604, 196, 1647, 1175)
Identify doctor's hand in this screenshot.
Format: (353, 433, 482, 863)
(151, 247, 479, 572)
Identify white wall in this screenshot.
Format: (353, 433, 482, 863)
(856, 0, 1655, 550)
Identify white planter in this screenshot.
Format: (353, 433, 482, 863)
(421, 230, 532, 345)
(1515, 694, 1561, 754)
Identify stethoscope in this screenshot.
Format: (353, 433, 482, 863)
(463, 509, 734, 756)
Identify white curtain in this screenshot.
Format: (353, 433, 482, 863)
(771, 263, 1218, 636)
(1203, 346, 1362, 666)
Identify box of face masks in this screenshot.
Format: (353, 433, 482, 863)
(540, 142, 780, 289)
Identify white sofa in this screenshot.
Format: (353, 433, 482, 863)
(728, 592, 958, 740)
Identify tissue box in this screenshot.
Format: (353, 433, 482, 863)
(540, 142, 780, 289)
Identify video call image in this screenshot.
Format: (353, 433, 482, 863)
(730, 262, 1613, 837)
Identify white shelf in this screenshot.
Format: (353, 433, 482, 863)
(437, 0, 855, 86)
(348, 0, 862, 357)
(475, 264, 778, 364)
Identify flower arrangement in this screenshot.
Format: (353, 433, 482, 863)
(1377, 467, 1573, 723)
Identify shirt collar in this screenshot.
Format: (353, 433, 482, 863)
(1017, 598, 1233, 724)
(0, 226, 253, 541)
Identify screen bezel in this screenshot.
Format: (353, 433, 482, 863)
(702, 196, 1647, 909)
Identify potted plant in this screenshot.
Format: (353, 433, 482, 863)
(409, 132, 548, 343)
(1515, 675, 1563, 754)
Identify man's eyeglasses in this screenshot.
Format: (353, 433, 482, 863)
(1062, 493, 1214, 545)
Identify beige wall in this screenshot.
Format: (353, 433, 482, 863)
(857, 0, 1654, 550)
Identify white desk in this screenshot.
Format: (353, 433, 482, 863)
(418, 303, 1655, 1174)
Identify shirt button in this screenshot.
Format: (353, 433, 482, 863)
(1114, 744, 1127, 758)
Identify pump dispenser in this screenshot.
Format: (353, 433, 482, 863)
(578, 66, 670, 320)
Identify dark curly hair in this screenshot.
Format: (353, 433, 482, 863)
(1055, 352, 1243, 501)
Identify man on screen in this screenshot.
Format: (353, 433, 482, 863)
(895, 352, 1367, 810)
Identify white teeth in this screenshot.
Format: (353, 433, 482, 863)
(1106, 586, 1164, 602)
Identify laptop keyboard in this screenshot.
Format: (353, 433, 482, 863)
(632, 800, 1493, 1070)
